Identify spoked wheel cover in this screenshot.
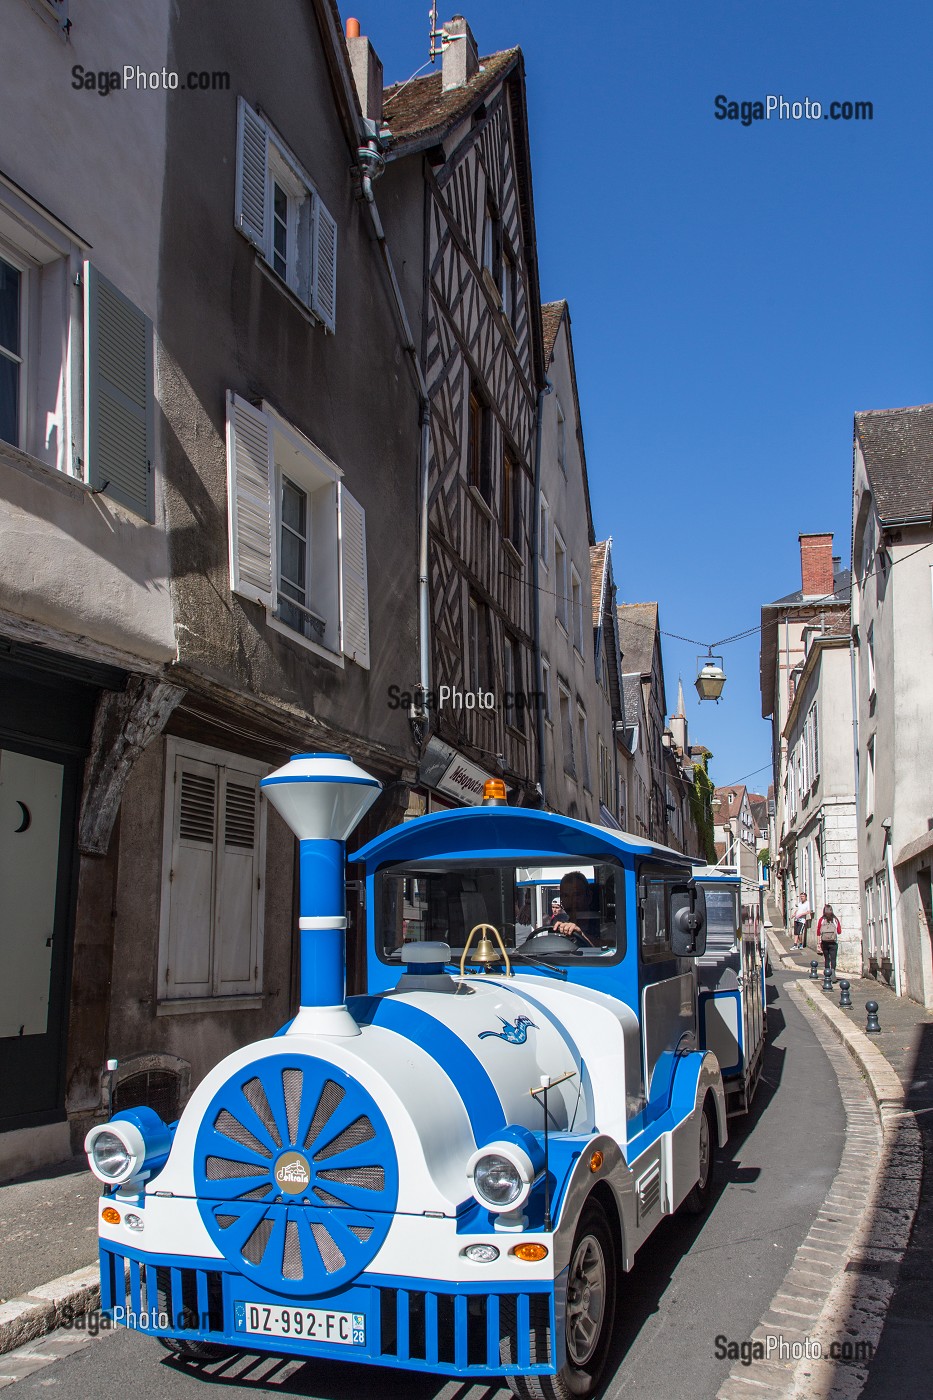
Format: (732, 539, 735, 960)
(193, 1053, 398, 1297)
(565, 1231, 607, 1369)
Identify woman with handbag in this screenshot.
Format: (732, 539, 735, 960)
(817, 904, 841, 980)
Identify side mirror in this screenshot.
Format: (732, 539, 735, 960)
(670, 884, 707, 957)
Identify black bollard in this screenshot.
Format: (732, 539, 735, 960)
(839, 980, 852, 1009)
(822, 965, 834, 992)
(866, 1000, 881, 1034)
(809, 960, 820, 980)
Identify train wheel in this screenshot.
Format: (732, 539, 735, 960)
(502, 1198, 617, 1400)
(681, 1096, 717, 1216)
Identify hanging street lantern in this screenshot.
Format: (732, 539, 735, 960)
(695, 652, 726, 702)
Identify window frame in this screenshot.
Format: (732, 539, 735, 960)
(467, 379, 492, 504)
(541, 655, 552, 723)
(556, 397, 567, 475)
(0, 244, 26, 451)
(539, 494, 550, 569)
(577, 703, 591, 790)
(571, 564, 584, 653)
(504, 630, 525, 734)
(865, 734, 875, 818)
(558, 679, 575, 776)
(157, 737, 268, 1009)
(502, 445, 521, 550)
(554, 529, 569, 631)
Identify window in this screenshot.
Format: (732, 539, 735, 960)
(541, 656, 552, 722)
(504, 632, 525, 732)
(467, 380, 492, 503)
(226, 393, 369, 667)
(468, 594, 491, 691)
(559, 681, 574, 775)
(577, 705, 590, 789)
(158, 739, 267, 1003)
(639, 875, 673, 961)
(0, 254, 22, 447)
(877, 868, 891, 959)
(539, 495, 550, 568)
(554, 531, 569, 630)
(502, 448, 521, 549)
(598, 739, 612, 807)
(864, 879, 876, 958)
(0, 175, 154, 514)
(571, 566, 584, 652)
(500, 242, 516, 322)
(811, 703, 820, 779)
(556, 398, 566, 474)
(865, 735, 875, 818)
(618, 773, 628, 830)
(376, 857, 624, 963)
(867, 623, 876, 699)
(482, 200, 501, 284)
(235, 99, 337, 330)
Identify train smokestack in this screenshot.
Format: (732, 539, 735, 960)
(261, 753, 382, 1035)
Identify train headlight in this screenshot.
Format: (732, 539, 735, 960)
(85, 1107, 173, 1187)
(467, 1129, 545, 1215)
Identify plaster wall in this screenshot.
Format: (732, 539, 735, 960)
(0, 0, 175, 662)
(538, 317, 608, 820)
(157, 0, 420, 770)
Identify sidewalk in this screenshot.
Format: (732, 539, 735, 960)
(0, 1157, 101, 1354)
(766, 893, 933, 1395)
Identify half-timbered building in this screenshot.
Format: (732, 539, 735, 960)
(378, 17, 546, 809)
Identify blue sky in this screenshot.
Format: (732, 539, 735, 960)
(352, 0, 933, 794)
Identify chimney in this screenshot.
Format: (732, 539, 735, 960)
(442, 15, 479, 91)
(346, 17, 383, 124)
(799, 532, 834, 598)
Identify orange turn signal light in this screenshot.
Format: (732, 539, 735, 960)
(589, 1150, 604, 1173)
(511, 1242, 548, 1262)
(101, 1206, 121, 1225)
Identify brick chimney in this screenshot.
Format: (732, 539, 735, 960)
(799, 533, 834, 598)
(442, 15, 479, 91)
(346, 18, 383, 123)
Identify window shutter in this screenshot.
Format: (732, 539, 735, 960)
(84, 263, 153, 520)
(235, 98, 269, 254)
(225, 391, 276, 608)
(214, 768, 263, 995)
(338, 484, 370, 668)
(312, 198, 338, 332)
(164, 757, 216, 998)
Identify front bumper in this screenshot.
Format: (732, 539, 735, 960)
(101, 1242, 561, 1378)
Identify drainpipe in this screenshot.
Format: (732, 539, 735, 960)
(883, 822, 903, 997)
(358, 139, 431, 730)
(531, 380, 551, 805)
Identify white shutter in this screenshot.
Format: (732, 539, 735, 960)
(312, 198, 338, 333)
(338, 484, 370, 668)
(235, 98, 269, 254)
(84, 263, 153, 519)
(163, 757, 216, 998)
(225, 391, 276, 608)
(215, 768, 263, 995)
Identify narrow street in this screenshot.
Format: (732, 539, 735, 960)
(3, 973, 848, 1400)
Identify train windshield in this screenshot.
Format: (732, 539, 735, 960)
(375, 858, 625, 963)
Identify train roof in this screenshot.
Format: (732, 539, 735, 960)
(351, 805, 699, 871)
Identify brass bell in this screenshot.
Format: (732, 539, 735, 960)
(473, 935, 501, 969)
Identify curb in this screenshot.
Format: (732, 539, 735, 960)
(794, 978, 906, 1113)
(0, 1264, 99, 1358)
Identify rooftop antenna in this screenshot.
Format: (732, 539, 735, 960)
(429, 2, 445, 62)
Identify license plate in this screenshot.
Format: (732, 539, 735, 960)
(234, 1302, 365, 1346)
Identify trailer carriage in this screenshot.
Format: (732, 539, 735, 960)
(86, 755, 726, 1398)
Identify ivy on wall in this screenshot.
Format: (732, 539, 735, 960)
(688, 752, 716, 864)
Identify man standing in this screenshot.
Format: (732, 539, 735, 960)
(792, 889, 812, 950)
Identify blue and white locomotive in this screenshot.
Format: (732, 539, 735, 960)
(86, 754, 726, 1398)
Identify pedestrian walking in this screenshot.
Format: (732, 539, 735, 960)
(792, 890, 812, 949)
(817, 905, 841, 980)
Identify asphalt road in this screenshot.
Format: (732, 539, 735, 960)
(8, 972, 846, 1400)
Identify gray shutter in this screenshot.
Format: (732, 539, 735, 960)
(214, 768, 263, 995)
(84, 263, 153, 520)
(312, 198, 337, 333)
(338, 484, 369, 668)
(164, 757, 216, 999)
(225, 392, 276, 608)
(235, 98, 268, 254)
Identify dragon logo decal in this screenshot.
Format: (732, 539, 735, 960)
(478, 1015, 537, 1045)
